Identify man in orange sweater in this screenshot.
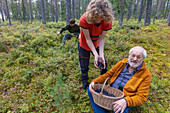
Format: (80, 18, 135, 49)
(88, 46, 151, 113)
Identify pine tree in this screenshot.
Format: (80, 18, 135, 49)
(119, 0, 125, 26)
(66, 0, 71, 24)
(55, 0, 58, 22)
(4, 0, 11, 25)
(40, 0, 46, 24)
(72, 0, 75, 18)
(144, 0, 152, 26)
(138, 0, 144, 22)
(29, 0, 33, 23)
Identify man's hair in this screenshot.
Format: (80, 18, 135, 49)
(69, 18, 75, 24)
(86, 0, 113, 24)
(129, 46, 147, 58)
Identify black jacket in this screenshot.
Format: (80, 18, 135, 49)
(59, 24, 80, 34)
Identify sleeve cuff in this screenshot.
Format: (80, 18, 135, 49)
(103, 28, 112, 31)
(124, 98, 128, 107)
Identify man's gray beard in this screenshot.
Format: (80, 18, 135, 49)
(128, 57, 143, 68)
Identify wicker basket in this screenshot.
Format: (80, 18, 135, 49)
(89, 77, 124, 110)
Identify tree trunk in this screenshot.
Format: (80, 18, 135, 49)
(78, 0, 80, 19)
(127, 0, 133, 21)
(164, 0, 169, 19)
(168, 11, 170, 26)
(1, 0, 7, 20)
(22, 0, 26, 21)
(144, 0, 152, 26)
(157, 0, 162, 19)
(0, 2, 4, 22)
(82, 0, 84, 15)
(55, 0, 58, 22)
(75, 0, 77, 19)
(60, 0, 63, 20)
(4, 0, 8, 20)
(134, 0, 139, 20)
(72, 0, 75, 18)
(36, 0, 41, 20)
(153, 0, 159, 24)
(161, 0, 166, 18)
(29, 0, 33, 23)
(51, 0, 54, 21)
(25, 0, 29, 22)
(18, 0, 22, 24)
(84, 0, 88, 12)
(66, 0, 71, 24)
(138, 0, 144, 22)
(119, 0, 125, 26)
(4, 0, 11, 25)
(45, 0, 49, 21)
(40, 0, 46, 24)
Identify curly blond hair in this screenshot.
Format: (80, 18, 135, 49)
(86, 0, 113, 24)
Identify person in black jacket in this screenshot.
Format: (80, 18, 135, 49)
(57, 18, 80, 45)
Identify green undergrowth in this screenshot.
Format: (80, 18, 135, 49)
(0, 19, 169, 113)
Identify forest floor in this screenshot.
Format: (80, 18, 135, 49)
(0, 19, 169, 113)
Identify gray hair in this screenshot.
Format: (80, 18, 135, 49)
(129, 46, 147, 58)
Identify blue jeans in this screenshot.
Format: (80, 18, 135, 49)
(87, 88, 132, 113)
(62, 33, 79, 44)
(78, 42, 107, 89)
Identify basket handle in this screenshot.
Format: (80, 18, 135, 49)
(100, 77, 110, 96)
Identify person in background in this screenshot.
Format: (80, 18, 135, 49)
(88, 46, 152, 113)
(57, 18, 80, 45)
(78, 0, 113, 90)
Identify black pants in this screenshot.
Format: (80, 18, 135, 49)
(78, 42, 107, 89)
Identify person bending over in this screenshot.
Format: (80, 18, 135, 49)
(57, 18, 80, 45)
(78, 0, 113, 90)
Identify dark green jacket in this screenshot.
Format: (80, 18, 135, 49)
(59, 24, 80, 34)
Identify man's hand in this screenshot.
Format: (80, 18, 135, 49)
(57, 31, 60, 36)
(112, 99, 127, 113)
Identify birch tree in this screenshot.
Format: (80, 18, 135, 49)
(0, 2, 4, 22)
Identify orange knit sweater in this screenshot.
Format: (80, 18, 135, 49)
(92, 58, 151, 107)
